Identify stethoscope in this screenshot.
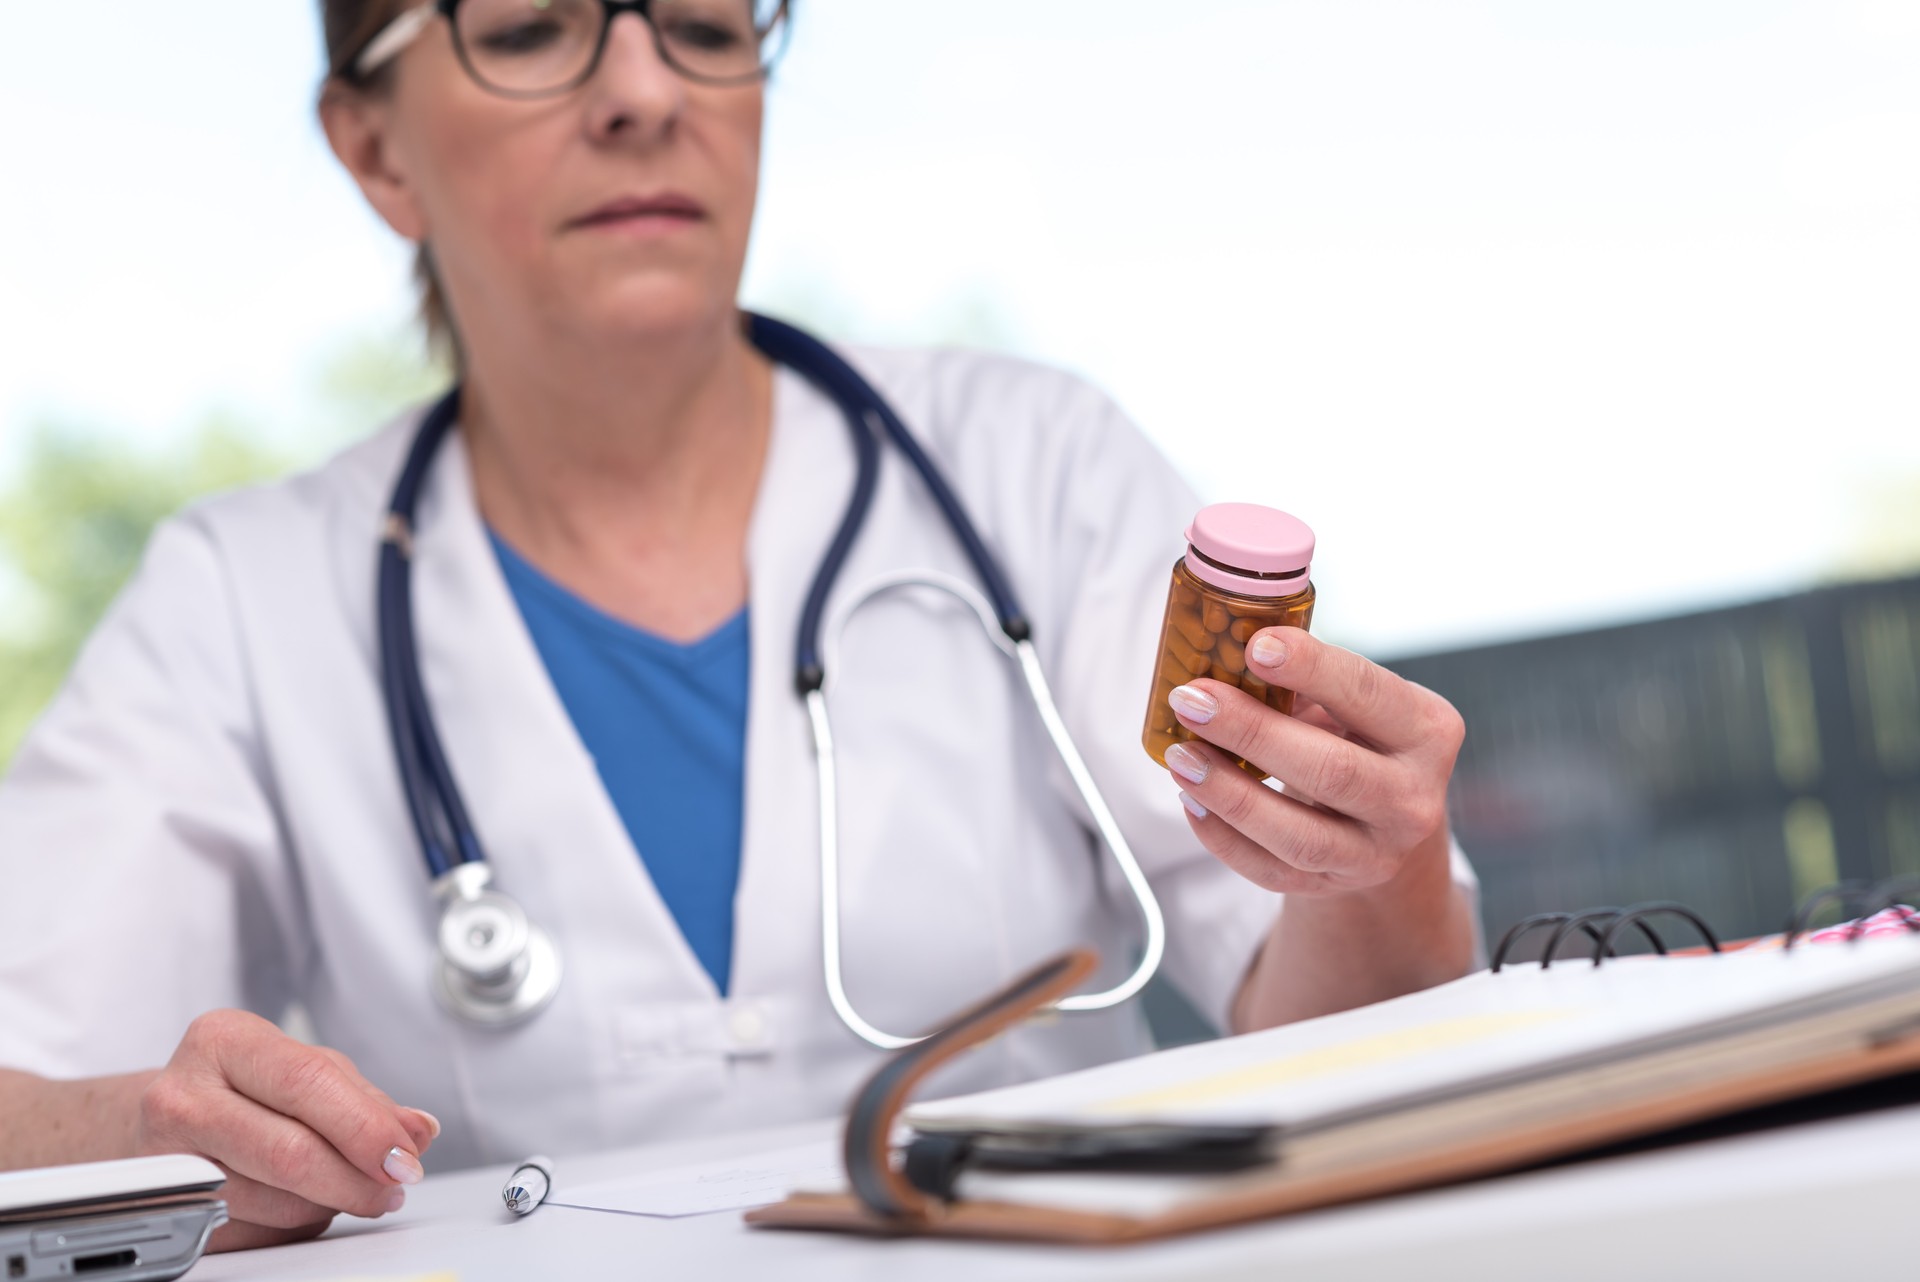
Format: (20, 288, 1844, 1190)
(379, 313, 1166, 1047)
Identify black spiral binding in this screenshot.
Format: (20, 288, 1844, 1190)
(1491, 901, 1719, 971)
(1495, 876, 1920, 972)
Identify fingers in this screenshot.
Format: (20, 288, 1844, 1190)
(399, 1107, 440, 1155)
(1240, 629, 1464, 760)
(1165, 681, 1413, 826)
(1177, 787, 1339, 895)
(1159, 634, 1463, 900)
(142, 1071, 406, 1220)
(207, 1170, 344, 1233)
(1286, 696, 1346, 739)
(1165, 741, 1396, 890)
(197, 1014, 427, 1191)
(313, 1047, 440, 1154)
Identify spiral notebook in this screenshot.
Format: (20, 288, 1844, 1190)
(749, 884, 1920, 1243)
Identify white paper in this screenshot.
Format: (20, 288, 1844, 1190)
(908, 935, 1920, 1131)
(546, 1141, 841, 1218)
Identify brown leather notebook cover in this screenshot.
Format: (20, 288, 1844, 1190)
(748, 952, 1920, 1244)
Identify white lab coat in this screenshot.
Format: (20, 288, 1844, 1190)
(0, 344, 1476, 1170)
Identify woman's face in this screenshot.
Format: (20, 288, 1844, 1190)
(336, 6, 765, 351)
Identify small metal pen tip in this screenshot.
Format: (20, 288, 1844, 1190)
(501, 1155, 553, 1216)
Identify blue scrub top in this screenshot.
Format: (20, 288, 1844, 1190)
(490, 532, 749, 995)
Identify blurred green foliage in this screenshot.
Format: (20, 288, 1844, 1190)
(0, 422, 287, 759)
(0, 334, 445, 768)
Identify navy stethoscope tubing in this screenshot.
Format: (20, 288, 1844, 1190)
(378, 393, 478, 880)
(757, 314, 1034, 692)
(379, 313, 1164, 1039)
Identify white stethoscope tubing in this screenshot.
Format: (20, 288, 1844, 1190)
(811, 570, 1167, 1050)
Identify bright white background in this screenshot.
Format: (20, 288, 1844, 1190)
(2, 0, 1916, 655)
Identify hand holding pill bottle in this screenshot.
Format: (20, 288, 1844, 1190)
(1141, 503, 1316, 779)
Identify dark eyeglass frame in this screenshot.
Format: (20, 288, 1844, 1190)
(349, 0, 791, 97)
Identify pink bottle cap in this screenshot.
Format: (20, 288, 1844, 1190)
(1183, 503, 1315, 597)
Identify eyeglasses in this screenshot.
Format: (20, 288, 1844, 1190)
(351, 0, 790, 97)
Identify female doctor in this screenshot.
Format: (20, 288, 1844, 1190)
(0, 0, 1478, 1253)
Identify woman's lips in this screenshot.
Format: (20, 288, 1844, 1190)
(570, 193, 707, 236)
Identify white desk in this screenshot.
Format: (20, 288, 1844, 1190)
(194, 1103, 1920, 1282)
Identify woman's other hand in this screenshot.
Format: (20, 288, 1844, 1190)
(133, 1010, 438, 1252)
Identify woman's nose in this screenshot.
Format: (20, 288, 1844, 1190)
(582, 12, 689, 142)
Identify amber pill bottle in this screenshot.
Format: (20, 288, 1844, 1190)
(1141, 503, 1316, 779)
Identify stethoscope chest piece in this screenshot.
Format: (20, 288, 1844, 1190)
(430, 863, 563, 1028)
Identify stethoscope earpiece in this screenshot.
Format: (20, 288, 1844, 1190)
(430, 864, 563, 1028)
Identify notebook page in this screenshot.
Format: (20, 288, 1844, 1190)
(909, 935, 1920, 1133)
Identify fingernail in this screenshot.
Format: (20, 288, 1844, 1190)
(408, 1108, 442, 1140)
(384, 1187, 407, 1215)
(1168, 684, 1219, 724)
(1180, 792, 1209, 820)
(1165, 742, 1211, 785)
(1249, 635, 1288, 668)
(384, 1147, 424, 1186)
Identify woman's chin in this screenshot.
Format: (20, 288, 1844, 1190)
(564, 276, 741, 346)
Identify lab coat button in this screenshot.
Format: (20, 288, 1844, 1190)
(729, 1006, 768, 1047)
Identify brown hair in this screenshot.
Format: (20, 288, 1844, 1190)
(319, 0, 462, 367)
